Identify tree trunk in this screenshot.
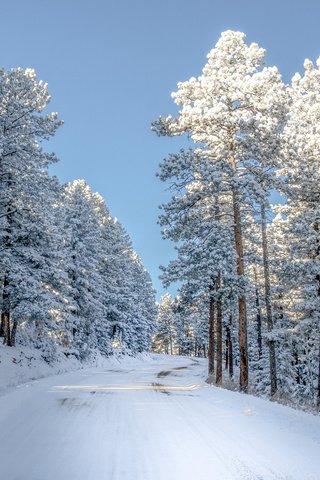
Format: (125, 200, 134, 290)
(261, 203, 277, 397)
(227, 315, 233, 378)
(10, 318, 18, 347)
(2, 273, 12, 346)
(225, 331, 229, 371)
(293, 342, 300, 385)
(231, 184, 248, 392)
(0, 313, 5, 337)
(208, 281, 215, 382)
(216, 273, 222, 385)
(2, 312, 11, 346)
(253, 267, 262, 360)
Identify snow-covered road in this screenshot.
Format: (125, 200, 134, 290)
(0, 354, 319, 480)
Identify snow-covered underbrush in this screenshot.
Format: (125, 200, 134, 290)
(207, 367, 320, 414)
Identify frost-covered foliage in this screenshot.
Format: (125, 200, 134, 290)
(152, 294, 208, 357)
(270, 58, 320, 407)
(153, 294, 176, 354)
(0, 68, 156, 360)
(152, 31, 320, 410)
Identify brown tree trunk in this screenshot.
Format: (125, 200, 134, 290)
(2, 273, 12, 346)
(261, 203, 277, 397)
(2, 312, 11, 346)
(208, 281, 215, 383)
(10, 318, 18, 347)
(228, 147, 248, 392)
(216, 273, 222, 385)
(231, 184, 248, 392)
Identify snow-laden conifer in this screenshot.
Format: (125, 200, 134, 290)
(276, 58, 320, 407)
(0, 68, 62, 348)
(153, 31, 287, 393)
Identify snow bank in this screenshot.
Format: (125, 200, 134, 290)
(0, 345, 150, 395)
(0, 345, 81, 395)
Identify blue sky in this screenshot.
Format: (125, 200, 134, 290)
(1, 0, 319, 299)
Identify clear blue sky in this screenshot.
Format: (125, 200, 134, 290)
(1, 0, 319, 299)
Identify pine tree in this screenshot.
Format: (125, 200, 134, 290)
(61, 180, 107, 358)
(0, 68, 62, 347)
(153, 31, 286, 392)
(276, 58, 320, 408)
(153, 294, 176, 354)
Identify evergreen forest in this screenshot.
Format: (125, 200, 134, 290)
(1, 31, 319, 411)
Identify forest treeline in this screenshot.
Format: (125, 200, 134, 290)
(1, 31, 319, 411)
(152, 31, 320, 410)
(0, 68, 156, 360)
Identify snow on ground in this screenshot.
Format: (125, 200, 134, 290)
(0, 344, 148, 394)
(0, 352, 319, 480)
(0, 344, 82, 395)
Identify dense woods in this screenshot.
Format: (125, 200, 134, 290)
(152, 31, 320, 409)
(0, 30, 319, 412)
(0, 67, 156, 360)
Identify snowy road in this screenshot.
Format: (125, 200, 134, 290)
(0, 354, 319, 480)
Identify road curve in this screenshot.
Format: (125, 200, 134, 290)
(0, 354, 319, 480)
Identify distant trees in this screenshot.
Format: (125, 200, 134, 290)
(153, 294, 176, 354)
(153, 294, 208, 357)
(153, 30, 320, 409)
(0, 67, 156, 359)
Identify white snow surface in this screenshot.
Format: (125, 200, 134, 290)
(0, 351, 319, 480)
(0, 345, 82, 395)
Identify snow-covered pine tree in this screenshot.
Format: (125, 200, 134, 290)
(125, 251, 156, 353)
(153, 294, 176, 354)
(0, 66, 156, 360)
(153, 31, 286, 392)
(174, 295, 208, 358)
(99, 215, 156, 354)
(98, 216, 130, 350)
(276, 57, 320, 408)
(156, 148, 238, 383)
(60, 180, 107, 358)
(267, 213, 298, 401)
(0, 68, 62, 348)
